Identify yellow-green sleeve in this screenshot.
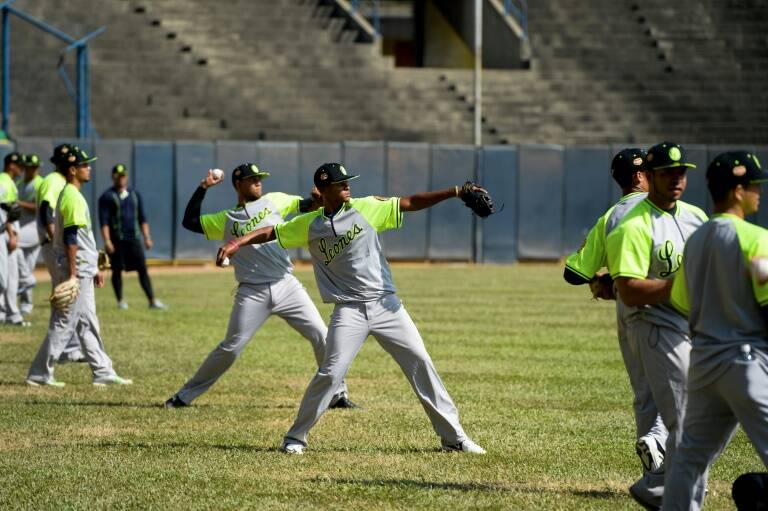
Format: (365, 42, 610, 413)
(735, 219, 768, 306)
(565, 215, 607, 280)
(265, 192, 301, 218)
(200, 210, 228, 241)
(274, 210, 318, 249)
(607, 215, 652, 279)
(351, 196, 402, 233)
(59, 186, 88, 228)
(669, 263, 690, 315)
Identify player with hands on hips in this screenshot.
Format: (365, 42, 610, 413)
(164, 163, 354, 409)
(663, 152, 768, 511)
(26, 146, 132, 387)
(217, 162, 487, 455)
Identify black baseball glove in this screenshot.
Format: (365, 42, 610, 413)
(1, 202, 21, 222)
(459, 181, 495, 218)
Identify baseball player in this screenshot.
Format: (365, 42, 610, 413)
(0, 151, 26, 326)
(35, 145, 85, 362)
(98, 163, 166, 310)
(663, 152, 768, 510)
(15, 153, 44, 316)
(26, 145, 132, 387)
(164, 163, 356, 409)
(564, 148, 668, 476)
(216, 163, 486, 455)
(606, 142, 707, 510)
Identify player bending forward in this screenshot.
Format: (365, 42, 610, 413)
(217, 162, 487, 455)
(165, 164, 356, 409)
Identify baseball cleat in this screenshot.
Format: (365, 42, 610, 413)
(6, 320, 31, 327)
(164, 395, 188, 409)
(629, 482, 661, 511)
(441, 438, 486, 454)
(149, 300, 168, 310)
(636, 435, 665, 474)
(26, 378, 65, 388)
(93, 375, 134, 386)
(281, 442, 305, 455)
(117, 301, 129, 310)
(329, 394, 361, 410)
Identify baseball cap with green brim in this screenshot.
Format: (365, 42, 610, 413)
(645, 142, 697, 171)
(232, 163, 270, 185)
(21, 154, 41, 167)
(313, 163, 359, 188)
(112, 164, 128, 175)
(707, 151, 768, 196)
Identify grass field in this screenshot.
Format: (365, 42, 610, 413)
(0, 264, 762, 510)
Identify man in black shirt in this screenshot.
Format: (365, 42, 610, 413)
(98, 164, 166, 310)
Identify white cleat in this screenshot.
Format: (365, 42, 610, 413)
(93, 375, 134, 386)
(281, 442, 305, 455)
(441, 438, 487, 454)
(26, 378, 65, 388)
(636, 435, 665, 474)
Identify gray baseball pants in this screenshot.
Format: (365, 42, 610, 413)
(627, 319, 692, 505)
(27, 276, 117, 384)
(18, 244, 40, 314)
(662, 348, 768, 511)
(0, 231, 7, 320)
(41, 243, 83, 359)
(176, 274, 348, 404)
(617, 301, 669, 454)
(1, 246, 23, 324)
(284, 293, 467, 447)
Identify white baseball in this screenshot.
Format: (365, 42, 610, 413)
(211, 168, 224, 180)
(221, 256, 230, 267)
(751, 257, 768, 284)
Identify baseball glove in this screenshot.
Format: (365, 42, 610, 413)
(1, 201, 21, 222)
(49, 277, 80, 311)
(98, 250, 111, 271)
(459, 181, 495, 218)
(589, 273, 616, 300)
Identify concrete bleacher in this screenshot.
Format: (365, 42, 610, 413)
(4, 0, 768, 144)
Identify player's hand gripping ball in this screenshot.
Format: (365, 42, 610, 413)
(211, 168, 224, 180)
(221, 256, 230, 267)
(589, 273, 616, 300)
(751, 257, 768, 285)
(459, 181, 495, 218)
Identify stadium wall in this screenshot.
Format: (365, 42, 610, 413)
(3, 139, 763, 263)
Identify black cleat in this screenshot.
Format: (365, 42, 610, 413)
(329, 395, 361, 410)
(164, 395, 188, 409)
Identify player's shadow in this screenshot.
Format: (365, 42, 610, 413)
(96, 441, 275, 453)
(313, 478, 620, 499)
(22, 399, 162, 408)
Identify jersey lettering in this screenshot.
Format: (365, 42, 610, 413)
(658, 240, 683, 277)
(318, 223, 364, 266)
(231, 207, 272, 237)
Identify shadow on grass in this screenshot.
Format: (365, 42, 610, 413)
(311, 478, 621, 499)
(22, 399, 166, 408)
(96, 441, 276, 453)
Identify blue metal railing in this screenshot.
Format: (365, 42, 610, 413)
(504, 0, 528, 38)
(0, 0, 103, 138)
(350, 0, 381, 36)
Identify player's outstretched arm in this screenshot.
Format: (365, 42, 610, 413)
(182, 170, 224, 233)
(400, 185, 474, 212)
(216, 225, 275, 266)
(614, 277, 673, 307)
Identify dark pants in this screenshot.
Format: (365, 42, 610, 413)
(110, 239, 154, 303)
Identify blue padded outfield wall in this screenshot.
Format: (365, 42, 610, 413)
(3, 138, 766, 263)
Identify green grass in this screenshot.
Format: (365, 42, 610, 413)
(0, 264, 762, 510)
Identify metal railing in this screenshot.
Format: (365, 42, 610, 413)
(504, 0, 528, 38)
(0, 0, 103, 138)
(350, 0, 381, 36)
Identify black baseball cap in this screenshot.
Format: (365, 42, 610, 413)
(707, 151, 768, 196)
(112, 163, 128, 175)
(313, 163, 359, 188)
(231, 163, 270, 185)
(611, 148, 646, 185)
(50, 144, 96, 167)
(645, 142, 697, 171)
(21, 154, 41, 167)
(4, 151, 22, 166)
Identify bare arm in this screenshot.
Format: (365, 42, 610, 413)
(215, 225, 275, 266)
(65, 243, 78, 280)
(615, 277, 673, 307)
(141, 222, 153, 249)
(399, 188, 458, 212)
(101, 225, 114, 254)
(18, 199, 35, 212)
